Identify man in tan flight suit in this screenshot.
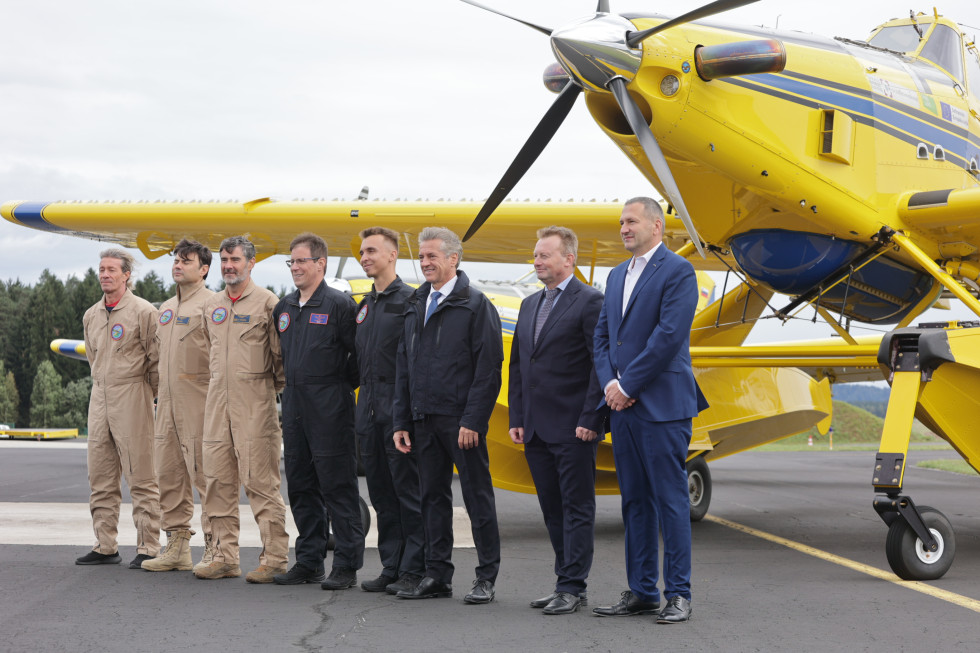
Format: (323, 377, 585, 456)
(77, 248, 161, 569)
(194, 235, 290, 583)
(142, 239, 215, 573)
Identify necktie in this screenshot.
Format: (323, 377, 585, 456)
(425, 291, 442, 325)
(534, 287, 559, 344)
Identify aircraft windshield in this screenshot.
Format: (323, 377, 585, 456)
(868, 25, 922, 52)
(920, 24, 964, 82)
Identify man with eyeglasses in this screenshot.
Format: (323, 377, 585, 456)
(194, 235, 289, 583)
(272, 232, 365, 589)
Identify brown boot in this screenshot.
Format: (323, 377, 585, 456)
(193, 533, 216, 573)
(246, 564, 287, 584)
(193, 560, 242, 580)
(142, 530, 193, 572)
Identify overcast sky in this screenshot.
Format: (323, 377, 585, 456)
(1, 1, 977, 344)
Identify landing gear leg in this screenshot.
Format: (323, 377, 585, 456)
(873, 328, 956, 580)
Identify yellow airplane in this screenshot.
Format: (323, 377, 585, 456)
(6, 1, 973, 580)
(453, 0, 980, 580)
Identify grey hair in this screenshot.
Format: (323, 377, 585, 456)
(99, 247, 137, 289)
(625, 196, 665, 229)
(219, 235, 256, 260)
(418, 227, 463, 268)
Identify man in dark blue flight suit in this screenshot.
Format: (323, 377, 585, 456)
(354, 226, 425, 595)
(272, 232, 365, 589)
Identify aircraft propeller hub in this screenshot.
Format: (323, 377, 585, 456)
(549, 14, 641, 94)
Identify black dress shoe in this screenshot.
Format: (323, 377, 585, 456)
(531, 590, 587, 608)
(592, 590, 660, 617)
(273, 563, 326, 585)
(321, 567, 357, 590)
(463, 579, 495, 604)
(75, 550, 121, 565)
(543, 592, 582, 615)
(397, 576, 452, 599)
(385, 573, 423, 595)
(361, 573, 397, 592)
(657, 596, 692, 623)
(129, 554, 153, 569)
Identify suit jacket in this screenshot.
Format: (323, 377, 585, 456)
(509, 276, 605, 443)
(594, 244, 708, 423)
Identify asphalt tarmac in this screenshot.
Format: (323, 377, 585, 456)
(1, 442, 979, 652)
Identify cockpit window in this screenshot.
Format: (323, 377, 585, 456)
(967, 42, 980, 95)
(868, 25, 923, 52)
(920, 24, 964, 82)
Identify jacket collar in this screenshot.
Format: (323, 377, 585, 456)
(411, 269, 471, 305)
(285, 278, 327, 307)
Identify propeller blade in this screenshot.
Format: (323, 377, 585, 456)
(607, 77, 705, 257)
(626, 0, 760, 48)
(458, 0, 553, 36)
(463, 82, 582, 242)
(596, 0, 610, 12)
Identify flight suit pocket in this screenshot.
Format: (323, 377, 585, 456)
(239, 321, 268, 372)
(179, 323, 209, 374)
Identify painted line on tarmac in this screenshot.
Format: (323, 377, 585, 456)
(0, 502, 476, 548)
(707, 514, 980, 614)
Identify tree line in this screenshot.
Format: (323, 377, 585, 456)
(0, 269, 238, 431)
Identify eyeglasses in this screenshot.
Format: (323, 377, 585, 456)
(285, 257, 321, 268)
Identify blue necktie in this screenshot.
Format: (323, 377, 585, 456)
(425, 291, 442, 325)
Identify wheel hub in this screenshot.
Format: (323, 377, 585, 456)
(915, 528, 945, 564)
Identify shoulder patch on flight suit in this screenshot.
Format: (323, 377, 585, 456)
(278, 313, 291, 332)
(111, 324, 124, 340)
(310, 313, 329, 325)
(211, 307, 228, 324)
(159, 309, 174, 325)
(175, 316, 190, 325)
(356, 305, 368, 324)
(233, 315, 251, 324)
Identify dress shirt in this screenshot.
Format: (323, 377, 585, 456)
(426, 274, 457, 317)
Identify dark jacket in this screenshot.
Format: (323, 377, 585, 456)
(354, 276, 414, 434)
(508, 276, 605, 443)
(273, 279, 359, 390)
(393, 270, 503, 435)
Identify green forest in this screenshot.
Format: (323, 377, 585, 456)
(0, 269, 193, 430)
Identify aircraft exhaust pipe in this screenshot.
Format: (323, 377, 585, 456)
(694, 39, 786, 80)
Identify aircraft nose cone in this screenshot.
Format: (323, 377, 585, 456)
(550, 14, 642, 93)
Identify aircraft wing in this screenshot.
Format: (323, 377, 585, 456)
(0, 198, 731, 271)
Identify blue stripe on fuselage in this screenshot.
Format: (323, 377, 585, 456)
(10, 202, 66, 232)
(721, 73, 980, 168)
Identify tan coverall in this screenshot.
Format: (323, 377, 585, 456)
(82, 288, 161, 556)
(154, 281, 214, 537)
(202, 280, 288, 566)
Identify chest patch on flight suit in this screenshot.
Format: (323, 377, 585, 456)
(111, 324, 124, 340)
(310, 313, 329, 325)
(176, 316, 190, 325)
(356, 305, 368, 324)
(233, 315, 251, 324)
(159, 309, 174, 325)
(278, 313, 290, 332)
(211, 307, 228, 324)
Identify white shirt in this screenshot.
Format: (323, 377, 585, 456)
(426, 274, 457, 317)
(622, 242, 661, 316)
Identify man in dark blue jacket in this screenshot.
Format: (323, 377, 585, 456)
(355, 227, 425, 595)
(272, 232, 365, 589)
(509, 226, 604, 615)
(392, 227, 504, 604)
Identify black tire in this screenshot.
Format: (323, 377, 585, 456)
(326, 496, 372, 551)
(885, 505, 955, 580)
(687, 455, 712, 522)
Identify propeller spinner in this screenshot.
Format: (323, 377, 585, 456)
(460, 0, 762, 254)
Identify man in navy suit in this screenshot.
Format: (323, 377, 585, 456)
(509, 226, 605, 616)
(592, 197, 707, 623)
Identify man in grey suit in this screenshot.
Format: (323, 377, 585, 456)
(509, 226, 605, 615)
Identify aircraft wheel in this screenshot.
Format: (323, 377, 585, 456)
(326, 496, 371, 551)
(884, 506, 955, 580)
(687, 455, 712, 522)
